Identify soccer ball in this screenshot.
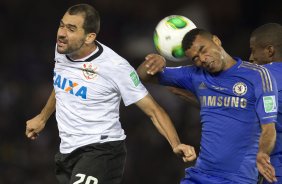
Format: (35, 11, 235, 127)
(153, 15, 197, 62)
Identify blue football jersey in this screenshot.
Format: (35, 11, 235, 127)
(158, 58, 278, 183)
(264, 62, 282, 178)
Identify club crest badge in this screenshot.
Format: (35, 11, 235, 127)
(233, 82, 247, 96)
(82, 63, 98, 80)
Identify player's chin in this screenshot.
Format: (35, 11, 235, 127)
(57, 47, 68, 54)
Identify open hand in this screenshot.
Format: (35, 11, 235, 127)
(144, 54, 166, 75)
(257, 152, 277, 183)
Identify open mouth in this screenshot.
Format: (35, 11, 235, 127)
(57, 39, 67, 47)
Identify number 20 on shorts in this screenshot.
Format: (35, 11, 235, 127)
(73, 173, 98, 184)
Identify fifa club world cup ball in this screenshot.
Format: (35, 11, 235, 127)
(153, 15, 197, 62)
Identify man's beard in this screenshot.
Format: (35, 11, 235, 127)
(57, 40, 85, 55)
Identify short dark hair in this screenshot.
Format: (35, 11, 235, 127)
(251, 23, 282, 52)
(67, 4, 100, 35)
(182, 28, 213, 51)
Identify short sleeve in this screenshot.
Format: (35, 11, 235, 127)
(255, 67, 278, 124)
(111, 61, 148, 106)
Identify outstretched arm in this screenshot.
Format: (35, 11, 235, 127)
(257, 123, 277, 183)
(25, 89, 56, 140)
(135, 94, 196, 162)
(137, 54, 200, 108)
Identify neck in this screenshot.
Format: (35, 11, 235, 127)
(223, 54, 236, 71)
(68, 43, 97, 60)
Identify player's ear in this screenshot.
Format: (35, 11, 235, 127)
(212, 35, 222, 46)
(266, 45, 275, 58)
(85, 33, 96, 44)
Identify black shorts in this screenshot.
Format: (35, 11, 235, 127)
(54, 140, 126, 184)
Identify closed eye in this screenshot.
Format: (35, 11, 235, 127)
(192, 56, 199, 63)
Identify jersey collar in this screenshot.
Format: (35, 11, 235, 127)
(66, 41, 103, 62)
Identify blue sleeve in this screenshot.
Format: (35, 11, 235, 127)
(255, 68, 278, 124)
(157, 65, 196, 94)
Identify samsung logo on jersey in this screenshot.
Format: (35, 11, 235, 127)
(199, 96, 247, 108)
(53, 72, 87, 99)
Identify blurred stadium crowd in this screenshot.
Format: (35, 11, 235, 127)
(0, 0, 281, 183)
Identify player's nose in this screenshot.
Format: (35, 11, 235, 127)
(57, 28, 67, 38)
(199, 56, 208, 66)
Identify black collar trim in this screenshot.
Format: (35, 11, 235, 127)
(65, 41, 103, 62)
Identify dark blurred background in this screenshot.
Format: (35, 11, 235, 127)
(0, 0, 281, 183)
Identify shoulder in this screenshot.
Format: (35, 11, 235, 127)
(263, 62, 282, 82)
(238, 61, 271, 77)
(239, 61, 274, 90)
(99, 42, 131, 67)
(264, 61, 282, 69)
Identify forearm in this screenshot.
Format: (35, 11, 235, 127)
(136, 94, 181, 149)
(40, 89, 56, 122)
(259, 123, 276, 155)
(150, 105, 181, 149)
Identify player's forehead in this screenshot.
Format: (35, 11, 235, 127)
(185, 35, 208, 56)
(61, 12, 85, 28)
(249, 36, 264, 49)
(249, 36, 257, 45)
